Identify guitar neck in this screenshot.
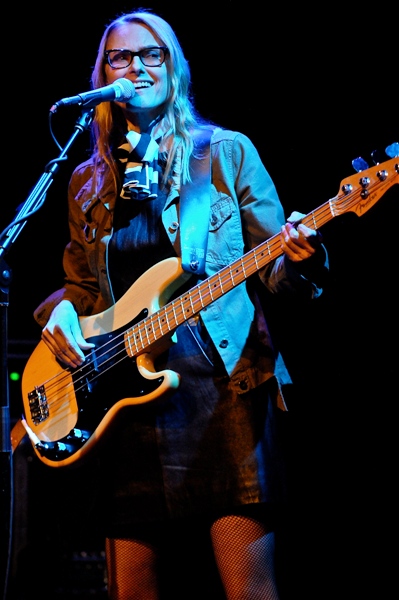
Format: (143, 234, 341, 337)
(129, 154, 398, 354)
(127, 199, 333, 355)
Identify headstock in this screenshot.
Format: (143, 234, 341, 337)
(333, 143, 398, 218)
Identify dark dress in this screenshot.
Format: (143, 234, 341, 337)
(95, 187, 287, 536)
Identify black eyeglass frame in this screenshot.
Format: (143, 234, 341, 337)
(104, 46, 169, 69)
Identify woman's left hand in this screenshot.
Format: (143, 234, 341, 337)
(280, 211, 322, 263)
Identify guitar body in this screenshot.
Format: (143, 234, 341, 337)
(21, 257, 190, 467)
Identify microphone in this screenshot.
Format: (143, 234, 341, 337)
(50, 78, 136, 113)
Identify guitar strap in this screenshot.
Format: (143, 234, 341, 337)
(179, 127, 213, 275)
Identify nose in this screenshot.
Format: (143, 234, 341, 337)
(128, 56, 145, 72)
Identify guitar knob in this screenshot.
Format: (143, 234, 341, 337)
(352, 157, 369, 173)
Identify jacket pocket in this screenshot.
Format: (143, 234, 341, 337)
(207, 194, 243, 267)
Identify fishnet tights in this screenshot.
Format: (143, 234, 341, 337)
(211, 514, 280, 599)
(105, 514, 280, 600)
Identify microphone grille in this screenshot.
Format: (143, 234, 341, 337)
(114, 78, 136, 101)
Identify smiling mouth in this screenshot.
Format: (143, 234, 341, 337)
(134, 82, 152, 90)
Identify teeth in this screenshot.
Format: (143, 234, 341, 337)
(134, 82, 151, 89)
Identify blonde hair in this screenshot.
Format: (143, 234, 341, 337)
(90, 9, 206, 192)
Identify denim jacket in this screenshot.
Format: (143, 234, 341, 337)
(34, 128, 328, 406)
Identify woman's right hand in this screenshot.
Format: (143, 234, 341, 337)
(41, 300, 95, 367)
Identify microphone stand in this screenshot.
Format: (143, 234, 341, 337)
(0, 107, 94, 600)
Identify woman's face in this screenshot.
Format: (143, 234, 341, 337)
(105, 22, 169, 124)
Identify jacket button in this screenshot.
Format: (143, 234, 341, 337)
(239, 380, 248, 390)
(169, 221, 179, 232)
(219, 339, 228, 348)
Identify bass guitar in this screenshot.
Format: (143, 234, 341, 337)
(18, 154, 399, 467)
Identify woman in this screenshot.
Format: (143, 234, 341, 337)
(34, 9, 328, 599)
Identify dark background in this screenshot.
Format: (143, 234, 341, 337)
(3, 2, 398, 598)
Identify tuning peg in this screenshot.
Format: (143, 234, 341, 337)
(371, 149, 385, 164)
(352, 157, 369, 173)
(385, 142, 399, 158)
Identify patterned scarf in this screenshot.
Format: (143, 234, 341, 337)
(117, 129, 161, 201)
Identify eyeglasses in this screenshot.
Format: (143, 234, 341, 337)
(105, 46, 169, 69)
